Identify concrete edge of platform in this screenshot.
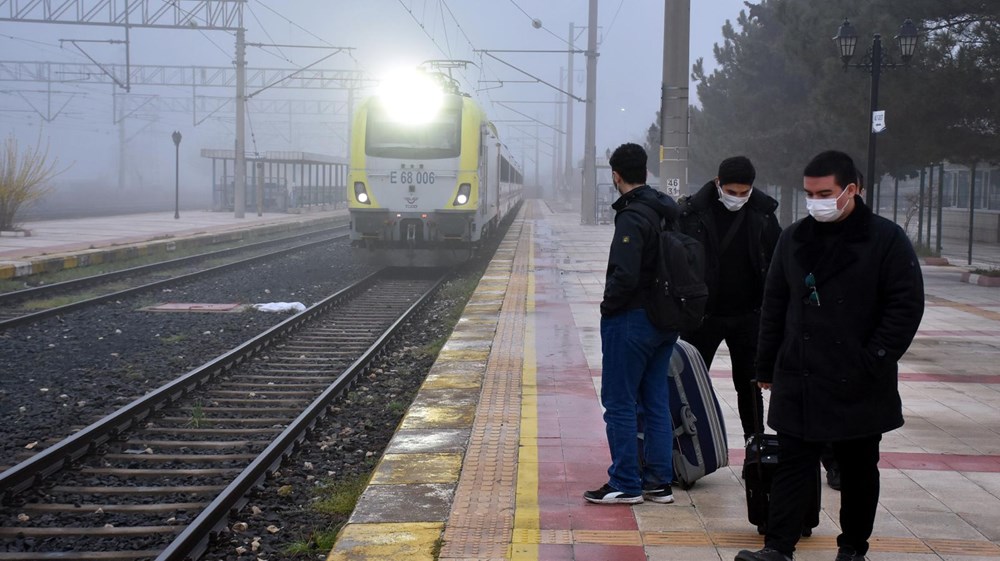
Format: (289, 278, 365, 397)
(326, 214, 526, 561)
(0, 212, 348, 280)
(961, 270, 1000, 287)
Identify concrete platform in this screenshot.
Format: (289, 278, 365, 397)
(330, 199, 1000, 561)
(0, 209, 348, 279)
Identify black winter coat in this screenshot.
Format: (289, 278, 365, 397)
(756, 198, 925, 441)
(677, 181, 781, 314)
(601, 185, 679, 317)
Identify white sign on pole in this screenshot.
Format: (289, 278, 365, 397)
(664, 178, 681, 197)
(872, 110, 886, 133)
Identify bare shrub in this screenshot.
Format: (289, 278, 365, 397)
(0, 134, 60, 231)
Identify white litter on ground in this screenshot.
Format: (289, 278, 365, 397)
(252, 302, 307, 313)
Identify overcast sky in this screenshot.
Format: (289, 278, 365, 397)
(0, 0, 749, 188)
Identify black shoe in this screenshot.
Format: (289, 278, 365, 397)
(734, 547, 792, 561)
(834, 547, 865, 561)
(583, 483, 643, 504)
(642, 483, 674, 504)
(826, 467, 842, 490)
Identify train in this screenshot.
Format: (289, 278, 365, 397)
(347, 66, 523, 266)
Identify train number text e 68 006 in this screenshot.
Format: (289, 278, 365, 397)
(390, 171, 436, 185)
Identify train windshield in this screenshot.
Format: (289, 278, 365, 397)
(365, 102, 462, 160)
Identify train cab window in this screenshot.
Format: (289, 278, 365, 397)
(366, 100, 462, 159)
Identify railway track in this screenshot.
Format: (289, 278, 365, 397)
(0, 268, 444, 560)
(0, 226, 348, 329)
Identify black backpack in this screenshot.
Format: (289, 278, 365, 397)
(624, 201, 708, 332)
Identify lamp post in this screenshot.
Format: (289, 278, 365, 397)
(171, 131, 182, 219)
(834, 18, 918, 210)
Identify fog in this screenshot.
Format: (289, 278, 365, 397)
(0, 1, 746, 214)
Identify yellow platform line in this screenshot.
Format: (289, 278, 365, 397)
(512, 222, 538, 561)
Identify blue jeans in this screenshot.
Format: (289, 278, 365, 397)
(600, 308, 677, 494)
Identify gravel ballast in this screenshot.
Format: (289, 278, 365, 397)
(1, 231, 501, 560)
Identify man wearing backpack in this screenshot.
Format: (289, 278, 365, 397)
(676, 156, 781, 443)
(584, 143, 680, 505)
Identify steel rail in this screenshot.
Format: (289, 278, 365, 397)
(0, 268, 445, 561)
(0, 224, 346, 306)
(0, 268, 383, 500)
(157, 270, 444, 561)
(0, 228, 348, 330)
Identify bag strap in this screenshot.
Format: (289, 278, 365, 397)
(718, 209, 746, 254)
(623, 201, 663, 234)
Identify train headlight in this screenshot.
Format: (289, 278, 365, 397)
(377, 68, 444, 125)
(354, 182, 371, 205)
(453, 183, 471, 206)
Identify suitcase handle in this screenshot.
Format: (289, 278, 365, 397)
(749, 379, 765, 480)
(673, 405, 698, 437)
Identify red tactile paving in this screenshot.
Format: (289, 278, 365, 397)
(898, 372, 1000, 384)
(571, 544, 648, 561)
(880, 452, 1000, 472)
(708, 369, 1000, 384)
(730, 449, 1000, 472)
(918, 329, 1000, 337)
(530, 228, 642, 555)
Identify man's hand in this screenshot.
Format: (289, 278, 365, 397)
(758, 382, 772, 390)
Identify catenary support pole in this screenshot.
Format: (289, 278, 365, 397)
(659, 0, 691, 198)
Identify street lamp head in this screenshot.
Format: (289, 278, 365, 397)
(833, 19, 859, 64)
(171, 131, 182, 146)
(896, 18, 919, 62)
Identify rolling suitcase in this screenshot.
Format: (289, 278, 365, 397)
(667, 339, 729, 488)
(744, 381, 820, 536)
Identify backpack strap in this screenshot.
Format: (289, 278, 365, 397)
(623, 200, 664, 234)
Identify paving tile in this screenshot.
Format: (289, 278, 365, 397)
(645, 545, 728, 561)
(333, 203, 1000, 561)
(891, 510, 987, 540)
(384, 428, 471, 454)
(349, 484, 456, 524)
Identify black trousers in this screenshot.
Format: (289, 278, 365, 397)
(766, 433, 882, 556)
(681, 312, 763, 440)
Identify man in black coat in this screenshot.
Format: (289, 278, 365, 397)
(677, 156, 780, 442)
(736, 151, 925, 561)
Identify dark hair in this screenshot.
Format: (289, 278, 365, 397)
(803, 150, 859, 190)
(609, 143, 647, 185)
(717, 156, 756, 186)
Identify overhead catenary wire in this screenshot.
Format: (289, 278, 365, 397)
(437, 0, 453, 58)
(602, 0, 626, 46)
(396, 0, 451, 59)
(164, 0, 236, 58)
(247, 3, 293, 64)
(255, 0, 338, 48)
(506, 0, 572, 46)
(245, 103, 261, 158)
(196, 30, 234, 59)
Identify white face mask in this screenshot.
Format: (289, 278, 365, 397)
(806, 188, 851, 222)
(717, 184, 751, 212)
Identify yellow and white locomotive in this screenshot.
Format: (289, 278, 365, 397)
(348, 64, 523, 266)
